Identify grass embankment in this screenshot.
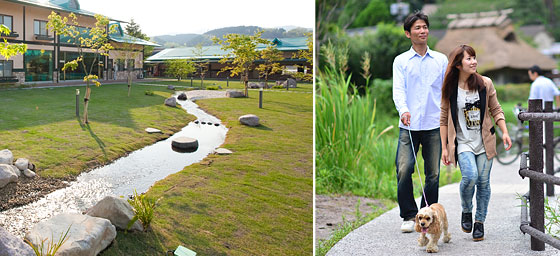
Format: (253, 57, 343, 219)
(102, 88, 313, 255)
(0, 84, 188, 177)
(139, 78, 313, 93)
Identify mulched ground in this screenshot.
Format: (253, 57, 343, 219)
(315, 195, 389, 244)
(0, 176, 68, 211)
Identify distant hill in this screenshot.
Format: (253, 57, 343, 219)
(151, 26, 312, 48)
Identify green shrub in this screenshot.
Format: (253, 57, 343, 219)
(272, 85, 284, 89)
(127, 189, 160, 231)
(206, 86, 219, 90)
(495, 83, 530, 103)
(144, 90, 154, 96)
(316, 43, 396, 197)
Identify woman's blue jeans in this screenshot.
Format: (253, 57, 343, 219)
(457, 151, 493, 223)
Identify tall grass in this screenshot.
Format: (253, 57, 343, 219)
(316, 43, 395, 198)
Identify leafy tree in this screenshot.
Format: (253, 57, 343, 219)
(255, 45, 283, 87)
(192, 43, 209, 88)
(213, 31, 270, 97)
(352, 0, 392, 27)
(165, 59, 195, 81)
(125, 19, 154, 63)
(115, 41, 141, 96)
(0, 25, 27, 59)
(47, 11, 116, 124)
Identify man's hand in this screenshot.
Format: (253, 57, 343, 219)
(401, 112, 411, 126)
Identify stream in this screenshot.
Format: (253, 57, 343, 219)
(0, 95, 228, 237)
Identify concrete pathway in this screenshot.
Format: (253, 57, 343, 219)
(327, 159, 560, 255)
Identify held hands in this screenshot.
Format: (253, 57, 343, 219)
(441, 148, 450, 166)
(502, 133, 512, 151)
(401, 112, 411, 126)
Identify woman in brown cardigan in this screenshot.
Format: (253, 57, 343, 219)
(440, 45, 512, 241)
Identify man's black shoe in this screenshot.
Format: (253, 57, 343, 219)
(461, 212, 472, 233)
(473, 222, 484, 241)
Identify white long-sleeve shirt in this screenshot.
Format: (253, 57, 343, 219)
(392, 46, 448, 130)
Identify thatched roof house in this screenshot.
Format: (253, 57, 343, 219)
(435, 9, 557, 84)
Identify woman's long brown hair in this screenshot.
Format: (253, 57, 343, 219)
(441, 45, 485, 100)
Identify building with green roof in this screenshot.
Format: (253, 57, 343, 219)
(145, 37, 310, 80)
(0, 0, 159, 83)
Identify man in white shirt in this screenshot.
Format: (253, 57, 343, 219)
(392, 11, 449, 233)
(528, 65, 560, 107)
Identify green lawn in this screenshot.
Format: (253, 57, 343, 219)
(102, 88, 313, 255)
(0, 83, 188, 177)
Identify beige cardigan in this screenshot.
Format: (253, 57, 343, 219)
(440, 76, 505, 165)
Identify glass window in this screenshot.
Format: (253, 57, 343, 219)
(116, 59, 125, 71)
(0, 61, 13, 77)
(0, 15, 12, 31)
(25, 50, 53, 81)
(34, 20, 48, 36)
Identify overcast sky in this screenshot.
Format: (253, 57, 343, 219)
(79, 0, 315, 37)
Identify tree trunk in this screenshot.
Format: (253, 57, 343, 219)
(127, 71, 132, 97)
(83, 83, 91, 124)
(244, 73, 248, 97)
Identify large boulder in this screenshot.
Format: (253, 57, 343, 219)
(0, 149, 13, 165)
(225, 90, 244, 98)
(14, 158, 29, 171)
(167, 85, 175, 90)
(0, 164, 18, 188)
(25, 213, 116, 256)
(177, 92, 187, 101)
(85, 196, 143, 232)
(0, 226, 34, 256)
(287, 78, 297, 88)
(239, 114, 260, 127)
(164, 97, 177, 107)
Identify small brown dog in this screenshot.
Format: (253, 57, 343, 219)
(415, 203, 451, 253)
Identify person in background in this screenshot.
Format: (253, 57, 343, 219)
(528, 65, 560, 107)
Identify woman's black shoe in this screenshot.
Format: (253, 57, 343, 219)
(473, 222, 484, 241)
(461, 212, 472, 233)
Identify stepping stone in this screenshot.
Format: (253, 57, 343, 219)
(171, 137, 199, 150)
(145, 128, 162, 133)
(214, 148, 233, 155)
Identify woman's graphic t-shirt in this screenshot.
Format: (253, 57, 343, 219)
(456, 87, 485, 155)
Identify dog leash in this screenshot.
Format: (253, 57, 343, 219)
(407, 125, 430, 207)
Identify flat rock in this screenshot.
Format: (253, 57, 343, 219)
(214, 148, 233, 155)
(145, 128, 162, 134)
(86, 196, 143, 232)
(0, 149, 13, 165)
(239, 114, 260, 127)
(167, 85, 175, 90)
(14, 158, 29, 171)
(0, 164, 18, 188)
(0, 226, 34, 256)
(25, 213, 116, 256)
(172, 137, 199, 150)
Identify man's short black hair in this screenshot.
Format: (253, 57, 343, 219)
(529, 65, 543, 76)
(403, 11, 429, 32)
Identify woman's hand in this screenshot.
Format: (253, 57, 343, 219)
(502, 133, 512, 151)
(441, 148, 450, 166)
